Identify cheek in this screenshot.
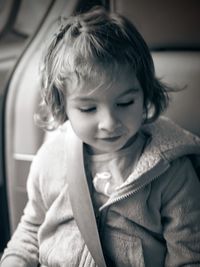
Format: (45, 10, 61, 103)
(68, 112, 96, 140)
(124, 103, 144, 130)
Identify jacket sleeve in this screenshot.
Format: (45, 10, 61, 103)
(161, 157, 200, 266)
(0, 153, 46, 267)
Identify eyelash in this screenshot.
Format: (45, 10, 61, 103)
(79, 107, 96, 113)
(79, 100, 134, 113)
(117, 100, 134, 107)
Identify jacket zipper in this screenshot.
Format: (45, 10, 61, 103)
(95, 174, 162, 267)
(99, 159, 170, 212)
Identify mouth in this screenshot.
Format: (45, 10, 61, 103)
(99, 136, 122, 142)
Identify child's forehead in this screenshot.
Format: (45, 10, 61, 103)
(65, 70, 114, 96)
(66, 64, 140, 97)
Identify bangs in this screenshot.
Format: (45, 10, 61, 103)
(46, 9, 143, 95)
(51, 32, 139, 95)
(61, 52, 136, 96)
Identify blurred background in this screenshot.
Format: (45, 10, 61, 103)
(0, 0, 200, 254)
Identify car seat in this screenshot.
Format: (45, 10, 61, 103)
(0, 0, 54, 250)
(112, 0, 200, 136)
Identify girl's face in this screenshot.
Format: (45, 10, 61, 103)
(66, 67, 144, 155)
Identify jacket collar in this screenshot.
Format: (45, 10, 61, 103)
(124, 116, 200, 186)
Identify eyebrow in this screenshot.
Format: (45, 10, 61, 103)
(71, 88, 140, 102)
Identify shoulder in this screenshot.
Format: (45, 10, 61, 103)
(26, 123, 71, 206)
(30, 122, 70, 181)
(142, 116, 200, 160)
(143, 116, 200, 145)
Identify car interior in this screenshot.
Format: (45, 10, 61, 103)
(0, 0, 200, 255)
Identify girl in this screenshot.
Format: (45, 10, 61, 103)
(1, 6, 200, 267)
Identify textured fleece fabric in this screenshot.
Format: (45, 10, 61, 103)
(1, 117, 200, 267)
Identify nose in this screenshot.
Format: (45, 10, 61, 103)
(98, 109, 121, 132)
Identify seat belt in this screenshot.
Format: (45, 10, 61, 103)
(66, 125, 107, 267)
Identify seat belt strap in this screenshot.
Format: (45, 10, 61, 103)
(66, 125, 107, 267)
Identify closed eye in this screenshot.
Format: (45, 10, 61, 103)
(79, 107, 96, 113)
(117, 100, 134, 107)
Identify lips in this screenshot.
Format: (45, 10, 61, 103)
(99, 136, 121, 142)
